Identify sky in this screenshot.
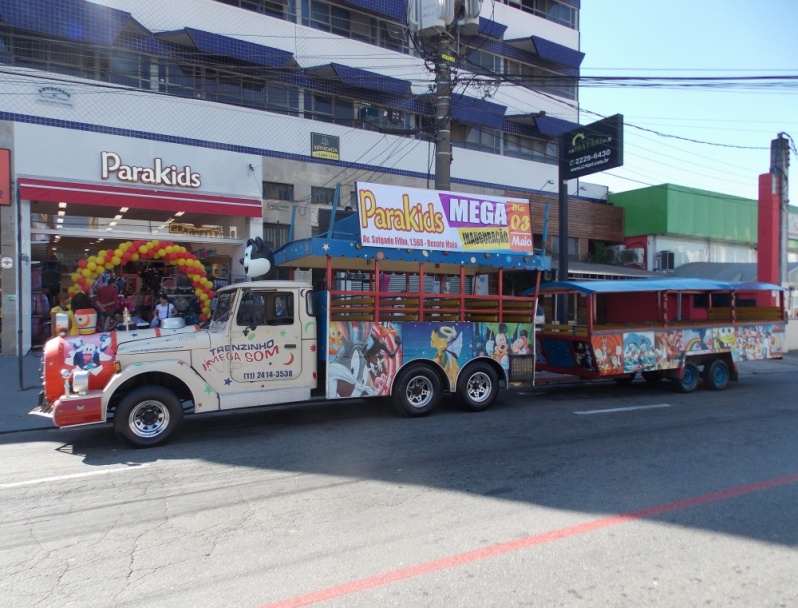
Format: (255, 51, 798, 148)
(577, 0, 798, 206)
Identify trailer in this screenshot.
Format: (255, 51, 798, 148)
(528, 278, 787, 392)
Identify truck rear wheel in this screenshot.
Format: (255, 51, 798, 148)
(702, 358, 729, 391)
(457, 362, 499, 412)
(392, 365, 441, 417)
(113, 386, 184, 447)
(674, 362, 699, 393)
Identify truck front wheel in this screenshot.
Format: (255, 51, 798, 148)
(457, 363, 499, 412)
(392, 365, 441, 417)
(113, 386, 184, 447)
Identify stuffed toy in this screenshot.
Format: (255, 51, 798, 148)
(239, 236, 275, 281)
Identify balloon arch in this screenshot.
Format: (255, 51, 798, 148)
(69, 239, 215, 322)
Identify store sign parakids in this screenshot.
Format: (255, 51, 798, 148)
(101, 152, 201, 188)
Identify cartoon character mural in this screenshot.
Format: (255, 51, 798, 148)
(430, 326, 463, 386)
(591, 334, 623, 375)
(327, 322, 402, 398)
(622, 332, 655, 373)
(492, 323, 510, 374)
(654, 330, 684, 369)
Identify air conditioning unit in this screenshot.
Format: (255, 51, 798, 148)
(627, 247, 644, 266)
(656, 250, 675, 271)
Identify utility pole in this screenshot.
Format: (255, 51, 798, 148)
(408, 0, 480, 192)
(434, 36, 453, 191)
(771, 133, 790, 286)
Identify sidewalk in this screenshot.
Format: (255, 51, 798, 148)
(0, 352, 54, 434)
(1, 351, 797, 435)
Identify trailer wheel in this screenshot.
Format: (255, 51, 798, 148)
(674, 362, 699, 393)
(392, 365, 441, 417)
(702, 358, 729, 391)
(457, 363, 499, 412)
(113, 386, 183, 447)
(642, 370, 664, 383)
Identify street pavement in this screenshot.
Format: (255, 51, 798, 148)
(1, 349, 797, 435)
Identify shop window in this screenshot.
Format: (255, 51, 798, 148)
(263, 182, 294, 201)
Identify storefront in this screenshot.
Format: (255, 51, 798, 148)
(2, 122, 263, 354)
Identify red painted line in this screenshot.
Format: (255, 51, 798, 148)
(258, 473, 798, 608)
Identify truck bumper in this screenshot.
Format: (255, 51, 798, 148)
(33, 393, 105, 428)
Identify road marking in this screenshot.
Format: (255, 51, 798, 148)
(574, 403, 672, 415)
(0, 463, 151, 489)
(256, 472, 798, 608)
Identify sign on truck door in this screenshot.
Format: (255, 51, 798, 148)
(227, 289, 302, 384)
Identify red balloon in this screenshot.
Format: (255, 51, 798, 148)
(199, 313, 208, 322)
(77, 259, 88, 268)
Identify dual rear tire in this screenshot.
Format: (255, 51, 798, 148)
(392, 362, 500, 416)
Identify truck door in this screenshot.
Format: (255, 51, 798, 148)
(228, 289, 302, 385)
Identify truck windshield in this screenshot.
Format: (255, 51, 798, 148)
(212, 292, 234, 324)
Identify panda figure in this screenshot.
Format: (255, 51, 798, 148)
(240, 236, 275, 281)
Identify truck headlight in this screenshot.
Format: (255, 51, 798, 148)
(72, 369, 90, 396)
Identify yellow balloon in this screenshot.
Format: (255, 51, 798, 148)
(71, 273, 80, 282)
(114, 249, 123, 258)
(85, 278, 94, 287)
(158, 249, 166, 258)
(165, 246, 174, 254)
(130, 253, 139, 261)
(87, 261, 97, 272)
(111, 256, 121, 265)
(152, 240, 160, 248)
(177, 259, 186, 266)
(139, 245, 148, 254)
(118, 242, 129, 252)
(88, 256, 97, 265)
(81, 268, 91, 278)
(200, 293, 209, 301)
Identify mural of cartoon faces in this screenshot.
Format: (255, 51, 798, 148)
(327, 322, 402, 398)
(622, 332, 655, 373)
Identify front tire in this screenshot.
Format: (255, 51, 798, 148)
(113, 386, 183, 447)
(457, 363, 499, 412)
(702, 358, 729, 391)
(674, 362, 699, 393)
(392, 365, 441, 417)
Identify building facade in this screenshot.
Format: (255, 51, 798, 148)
(0, 0, 598, 354)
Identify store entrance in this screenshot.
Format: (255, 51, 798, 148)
(29, 198, 246, 346)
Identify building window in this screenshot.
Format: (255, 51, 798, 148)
(304, 92, 354, 126)
(311, 186, 336, 205)
(500, 0, 577, 29)
(452, 124, 501, 155)
(504, 133, 558, 165)
(263, 182, 294, 201)
(263, 222, 291, 250)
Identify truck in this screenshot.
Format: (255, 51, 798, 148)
(32, 182, 787, 446)
(33, 182, 553, 446)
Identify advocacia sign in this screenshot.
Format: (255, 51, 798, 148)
(355, 182, 533, 253)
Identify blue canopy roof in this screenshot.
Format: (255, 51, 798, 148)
(524, 278, 785, 296)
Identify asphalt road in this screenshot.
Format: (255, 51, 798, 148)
(2, 366, 797, 607)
